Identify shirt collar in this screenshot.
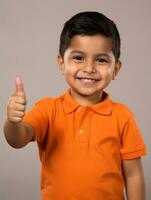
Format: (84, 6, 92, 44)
(62, 89, 114, 116)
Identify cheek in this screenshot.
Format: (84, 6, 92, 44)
(100, 67, 113, 78)
(64, 56, 75, 66)
(63, 64, 76, 78)
(64, 60, 80, 74)
(64, 58, 73, 69)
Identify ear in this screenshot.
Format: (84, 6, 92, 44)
(112, 60, 122, 80)
(57, 54, 65, 75)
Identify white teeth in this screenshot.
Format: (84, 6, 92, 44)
(81, 78, 95, 82)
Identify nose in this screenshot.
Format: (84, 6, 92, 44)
(82, 60, 96, 73)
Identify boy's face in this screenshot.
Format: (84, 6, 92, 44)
(58, 35, 121, 104)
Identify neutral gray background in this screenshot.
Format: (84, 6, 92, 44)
(0, 0, 150, 199)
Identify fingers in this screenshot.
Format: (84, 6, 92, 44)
(11, 101, 26, 112)
(7, 76, 27, 123)
(7, 95, 26, 123)
(13, 96, 26, 105)
(8, 111, 25, 123)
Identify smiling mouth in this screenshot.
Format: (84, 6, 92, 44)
(76, 77, 100, 82)
(75, 77, 100, 86)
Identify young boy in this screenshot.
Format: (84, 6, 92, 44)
(4, 12, 146, 200)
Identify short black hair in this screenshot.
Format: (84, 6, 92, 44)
(59, 11, 121, 61)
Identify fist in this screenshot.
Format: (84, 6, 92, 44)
(7, 76, 27, 123)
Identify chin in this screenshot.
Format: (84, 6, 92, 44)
(76, 89, 101, 97)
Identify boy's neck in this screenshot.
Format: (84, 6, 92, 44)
(70, 89, 103, 106)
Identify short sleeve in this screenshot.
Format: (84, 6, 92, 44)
(120, 115, 146, 160)
(22, 98, 53, 143)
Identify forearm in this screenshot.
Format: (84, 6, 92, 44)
(4, 120, 34, 148)
(125, 174, 145, 200)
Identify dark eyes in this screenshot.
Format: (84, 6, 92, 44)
(72, 55, 108, 63)
(96, 58, 108, 63)
(73, 55, 83, 61)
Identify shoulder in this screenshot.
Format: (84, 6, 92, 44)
(113, 101, 133, 114)
(110, 101, 139, 134)
(112, 101, 134, 122)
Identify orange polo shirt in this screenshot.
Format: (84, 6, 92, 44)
(23, 89, 146, 200)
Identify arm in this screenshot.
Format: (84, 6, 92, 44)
(4, 76, 34, 148)
(4, 120, 34, 148)
(122, 158, 145, 200)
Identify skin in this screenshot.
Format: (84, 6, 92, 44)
(58, 35, 145, 199)
(4, 76, 34, 148)
(4, 34, 145, 199)
(123, 158, 145, 200)
(58, 35, 121, 105)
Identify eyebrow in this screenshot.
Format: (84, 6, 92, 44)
(70, 50, 112, 58)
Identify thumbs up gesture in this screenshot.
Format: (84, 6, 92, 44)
(7, 76, 27, 123)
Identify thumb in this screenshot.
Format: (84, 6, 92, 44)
(15, 76, 25, 95)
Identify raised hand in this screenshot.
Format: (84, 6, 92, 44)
(7, 76, 27, 123)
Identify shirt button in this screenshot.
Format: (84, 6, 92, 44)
(78, 107, 82, 112)
(78, 129, 84, 134)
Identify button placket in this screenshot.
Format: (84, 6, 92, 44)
(75, 107, 89, 142)
(78, 129, 84, 134)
